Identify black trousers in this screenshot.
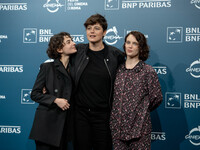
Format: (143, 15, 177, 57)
(74, 107, 112, 150)
(35, 141, 68, 150)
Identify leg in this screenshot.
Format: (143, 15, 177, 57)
(74, 108, 92, 150)
(35, 141, 59, 150)
(91, 111, 112, 150)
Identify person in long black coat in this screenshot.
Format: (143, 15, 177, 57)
(29, 32, 77, 150)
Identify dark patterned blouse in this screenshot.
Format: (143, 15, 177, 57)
(110, 61, 163, 141)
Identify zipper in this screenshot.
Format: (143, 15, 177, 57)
(75, 56, 89, 87)
(104, 58, 112, 109)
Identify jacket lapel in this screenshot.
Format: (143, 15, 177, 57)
(54, 59, 69, 77)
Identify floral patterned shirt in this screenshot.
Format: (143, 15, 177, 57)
(110, 61, 163, 140)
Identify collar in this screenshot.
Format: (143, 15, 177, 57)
(86, 42, 109, 58)
(122, 61, 145, 73)
(54, 58, 69, 76)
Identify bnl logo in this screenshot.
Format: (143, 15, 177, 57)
(105, 0, 119, 10)
(21, 89, 34, 104)
(23, 28, 37, 43)
(167, 27, 183, 43)
(165, 92, 181, 109)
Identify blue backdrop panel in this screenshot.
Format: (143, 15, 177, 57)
(0, 0, 200, 149)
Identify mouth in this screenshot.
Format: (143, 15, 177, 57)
(89, 35, 96, 38)
(127, 50, 132, 53)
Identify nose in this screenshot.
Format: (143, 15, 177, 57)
(90, 27, 95, 33)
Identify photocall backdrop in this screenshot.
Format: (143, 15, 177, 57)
(0, 0, 200, 150)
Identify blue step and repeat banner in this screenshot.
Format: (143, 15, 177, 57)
(0, 0, 200, 150)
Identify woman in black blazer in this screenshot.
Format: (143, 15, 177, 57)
(29, 32, 77, 150)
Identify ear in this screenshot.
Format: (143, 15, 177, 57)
(103, 30, 107, 36)
(57, 48, 63, 54)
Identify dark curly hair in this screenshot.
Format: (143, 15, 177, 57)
(123, 31, 149, 61)
(84, 14, 108, 31)
(46, 32, 71, 59)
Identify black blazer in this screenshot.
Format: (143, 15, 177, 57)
(29, 59, 72, 147)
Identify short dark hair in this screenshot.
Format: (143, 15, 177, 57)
(84, 14, 108, 31)
(123, 31, 149, 61)
(46, 32, 71, 59)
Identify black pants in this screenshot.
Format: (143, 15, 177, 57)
(35, 141, 68, 150)
(74, 107, 112, 150)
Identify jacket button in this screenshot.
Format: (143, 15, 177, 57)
(54, 89, 58, 93)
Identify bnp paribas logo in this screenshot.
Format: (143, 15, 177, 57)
(21, 89, 34, 104)
(23, 28, 37, 43)
(105, 0, 119, 10)
(167, 27, 183, 43)
(165, 92, 181, 109)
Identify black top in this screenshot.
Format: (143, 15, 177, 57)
(75, 48, 111, 110)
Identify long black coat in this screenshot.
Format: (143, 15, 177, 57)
(29, 59, 72, 147)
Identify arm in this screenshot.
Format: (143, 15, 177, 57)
(31, 63, 57, 107)
(31, 64, 70, 110)
(147, 68, 163, 111)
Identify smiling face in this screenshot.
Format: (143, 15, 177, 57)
(86, 23, 106, 44)
(57, 36, 77, 56)
(125, 34, 140, 60)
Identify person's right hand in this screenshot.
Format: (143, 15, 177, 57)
(54, 98, 70, 111)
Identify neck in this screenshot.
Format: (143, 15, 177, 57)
(126, 57, 140, 69)
(60, 55, 70, 69)
(89, 41, 104, 51)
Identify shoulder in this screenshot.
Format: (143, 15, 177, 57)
(143, 63, 157, 76)
(39, 61, 54, 70)
(75, 43, 88, 52)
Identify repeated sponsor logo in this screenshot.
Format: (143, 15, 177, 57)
(23, 28, 54, 43)
(0, 65, 23, 73)
(190, 0, 200, 9)
(23, 28, 37, 43)
(0, 125, 21, 134)
(185, 27, 200, 42)
(167, 27, 183, 43)
(105, 0, 119, 10)
(0, 95, 6, 100)
(0, 34, 8, 43)
(167, 27, 200, 43)
(153, 66, 167, 75)
(151, 132, 166, 141)
(66, 0, 88, 10)
(43, 0, 64, 13)
(184, 94, 200, 109)
(165, 92, 181, 109)
(71, 34, 84, 43)
(104, 26, 123, 45)
(185, 126, 200, 146)
(0, 2, 27, 11)
(186, 59, 200, 78)
(122, 0, 171, 9)
(105, 0, 171, 10)
(165, 92, 200, 109)
(43, 0, 89, 12)
(21, 89, 34, 104)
